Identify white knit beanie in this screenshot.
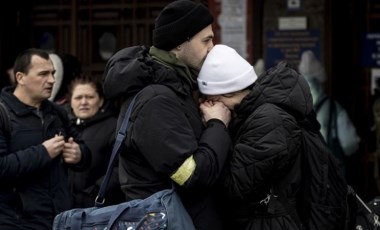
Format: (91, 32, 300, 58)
(48, 53, 64, 101)
(198, 44, 258, 95)
(298, 50, 326, 83)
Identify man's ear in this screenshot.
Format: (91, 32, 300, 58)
(15, 72, 25, 85)
(170, 45, 181, 58)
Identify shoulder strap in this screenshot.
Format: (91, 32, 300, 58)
(316, 98, 342, 153)
(0, 101, 11, 139)
(315, 96, 328, 113)
(332, 101, 338, 139)
(326, 99, 336, 142)
(95, 95, 137, 207)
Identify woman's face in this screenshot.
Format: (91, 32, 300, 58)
(71, 83, 103, 119)
(205, 93, 240, 111)
(205, 90, 250, 111)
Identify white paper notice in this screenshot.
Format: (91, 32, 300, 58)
(219, 0, 247, 58)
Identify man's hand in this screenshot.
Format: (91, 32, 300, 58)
(62, 137, 82, 164)
(42, 135, 65, 159)
(200, 101, 231, 127)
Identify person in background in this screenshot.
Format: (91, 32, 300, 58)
(0, 55, 16, 89)
(68, 74, 123, 208)
(298, 50, 360, 177)
(102, 1, 231, 229)
(0, 48, 90, 230)
(49, 53, 82, 106)
(48, 53, 64, 103)
(198, 44, 307, 229)
(253, 58, 265, 76)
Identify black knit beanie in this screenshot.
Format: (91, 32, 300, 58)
(153, 0, 214, 51)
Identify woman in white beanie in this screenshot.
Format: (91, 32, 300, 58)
(198, 45, 346, 229)
(298, 50, 360, 178)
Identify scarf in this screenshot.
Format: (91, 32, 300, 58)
(149, 46, 198, 90)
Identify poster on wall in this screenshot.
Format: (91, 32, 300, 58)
(362, 33, 380, 68)
(219, 0, 247, 58)
(265, 29, 321, 69)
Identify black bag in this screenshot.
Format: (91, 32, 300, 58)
(274, 99, 356, 229)
(53, 95, 195, 230)
(273, 113, 357, 230)
(297, 120, 350, 229)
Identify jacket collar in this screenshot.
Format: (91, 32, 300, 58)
(1, 86, 55, 116)
(149, 46, 198, 90)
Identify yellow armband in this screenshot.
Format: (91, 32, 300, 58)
(170, 155, 196, 186)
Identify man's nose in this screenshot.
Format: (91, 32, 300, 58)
(48, 73, 56, 83)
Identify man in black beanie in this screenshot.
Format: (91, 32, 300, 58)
(103, 0, 232, 229)
(152, 0, 215, 72)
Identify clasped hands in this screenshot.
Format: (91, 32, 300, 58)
(42, 134, 82, 164)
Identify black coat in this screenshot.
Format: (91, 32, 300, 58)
(68, 101, 124, 208)
(103, 46, 231, 230)
(0, 86, 91, 230)
(221, 62, 315, 230)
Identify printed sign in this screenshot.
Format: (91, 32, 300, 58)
(265, 29, 321, 69)
(219, 0, 247, 58)
(361, 33, 380, 67)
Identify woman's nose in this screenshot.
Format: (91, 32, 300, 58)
(80, 98, 88, 104)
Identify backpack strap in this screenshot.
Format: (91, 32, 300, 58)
(326, 99, 336, 143)
(0, 100, 11, 140)
(326, 100, 346, 162)
(314, 96, 328, 113)
(94, 94, 137, 207)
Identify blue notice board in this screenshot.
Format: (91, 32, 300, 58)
(361, 33, 380, 67)
(265, 29, 321, 69)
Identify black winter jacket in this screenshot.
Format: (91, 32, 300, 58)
(68, 101, 124, 208)
(103, 46, 231, 230)
(221, 62, 315, 230)
(0, 86, 91, 230)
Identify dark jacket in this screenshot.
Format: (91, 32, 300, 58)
(0, 86, 91, 230)
(103, 46, 231, 230)
(68, 101, 124, 208)
(222, 62, 314, 230)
